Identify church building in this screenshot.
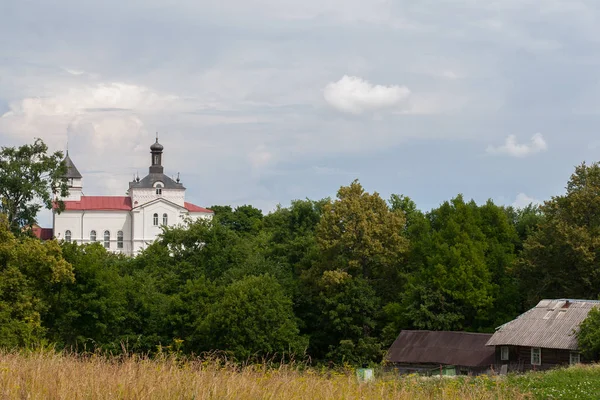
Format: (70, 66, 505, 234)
(53, 138, 213, 255)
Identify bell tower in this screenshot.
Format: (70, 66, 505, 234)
(63, 150, 83, 201)
(149, 134, 164, 174)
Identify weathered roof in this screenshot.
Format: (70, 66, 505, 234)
(386, 330, 495, 367)
(63, 153, 82, 179)
(129, 173, 185, 190)
(486, 299, 600, 350)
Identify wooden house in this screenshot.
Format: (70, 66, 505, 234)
(486, 299, 600, 372)
(385, 330, 495, 375)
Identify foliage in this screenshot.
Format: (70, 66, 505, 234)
(400, 196, 505, 332)
(0, 138, 68, 234)
(577, 306, 600, 361)
(315, 180, 408, 283)
(517, 162, 600, 305)
(0, 216, 73, 347)
(202, 274, 307, 360)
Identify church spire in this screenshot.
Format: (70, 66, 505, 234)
(149, 134, 164, 174)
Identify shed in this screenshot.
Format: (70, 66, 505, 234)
(385, 330, 495, 375)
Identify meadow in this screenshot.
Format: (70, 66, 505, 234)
(3, 351, 599, 399)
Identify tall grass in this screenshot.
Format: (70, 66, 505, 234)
(0, 350, 531, 399)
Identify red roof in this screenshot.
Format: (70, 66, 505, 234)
(63, 196, 132, 211)
(31, 226, 54, 240)
(185, 202, 214, 213)
(60, 196, 212, 213)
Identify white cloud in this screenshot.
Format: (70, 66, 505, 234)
(323, 75, 410, 114)
(512, 193, 543, 208)
(0, 82, 178, 146)
(486, 133, 548, 157)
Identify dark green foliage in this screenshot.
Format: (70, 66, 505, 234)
(0, 216, 73, 347)
(517, 162, 600, 305)
(202, 275, 307, 359)
(577, 306, 600, 361)
(0, 139, 69, 234)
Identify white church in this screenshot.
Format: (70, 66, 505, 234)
(52, 138, 213, 255)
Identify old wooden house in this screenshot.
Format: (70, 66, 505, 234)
(486, 299, 600, 372)
(385, 330, 495, 375)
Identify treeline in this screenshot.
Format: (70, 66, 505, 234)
(3, 162, 600, 365)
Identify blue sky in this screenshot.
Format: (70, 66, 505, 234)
(2, 0, 600, 226)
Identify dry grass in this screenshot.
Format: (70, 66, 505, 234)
(0, 350, 530, 399)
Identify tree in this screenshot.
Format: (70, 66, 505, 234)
(314, 180, 409, 298)
(400, 196, 497, 331)
(308, 270, 381, 364)
(210, 204, 264, 235)
(517, 162, 600, 304)
(0, 138, 68, 234)
(0, 216, 73, 347)
(577, 306, 600, 361)
(202, 275, 307, 360)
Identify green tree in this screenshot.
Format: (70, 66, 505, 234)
(0, 139, 68, 234)
(45, 242, 133, 350)
(308, 270, 381, 364)
(210, 204, 264, 235)
(314, 180, 409, 298)
(577, 306, 600, 361)
(0, 216, 73, 347)
(400, 196, 496, 331)
(202, 275, 307, 360)
(517, 162, 600, 304)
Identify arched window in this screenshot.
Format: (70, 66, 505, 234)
(153, 213, 159, 226)
(104, 230, 110, 249)
(163, 213, 168, 225)
(65, 230, 72, 243)
(155, 183, 163, 195)
(117, 231, 124, 249)
(90, 230, 96, 242)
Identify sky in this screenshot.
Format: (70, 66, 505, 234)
(2, 0, 600, 226)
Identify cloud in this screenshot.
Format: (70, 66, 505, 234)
(323, 75, 410, 114)
(512, 193, 543, 208)
(486, 133, 548, 157)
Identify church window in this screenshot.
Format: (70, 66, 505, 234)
(104, 230, 110, 249)
(90, 230, 96, 242)
(163, 213, 168, 225)
(65, 230, 72, 243)
(153, 213, 159, 226)
(117, 231, 124, 249)
(155, 183, 163, 195)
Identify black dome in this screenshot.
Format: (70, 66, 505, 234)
(151, 138, 163, 152)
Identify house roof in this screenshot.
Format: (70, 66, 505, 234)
(30, 225, 54, 240)
(385, 330, 495, 367)
(60, 196, 212, 213)
(486, 299, 600, 350)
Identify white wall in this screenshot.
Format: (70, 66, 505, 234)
(130, 188, 185, 208)
(54, 210, 133, 255)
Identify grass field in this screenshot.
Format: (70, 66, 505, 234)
(1, 351, 599, 399)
